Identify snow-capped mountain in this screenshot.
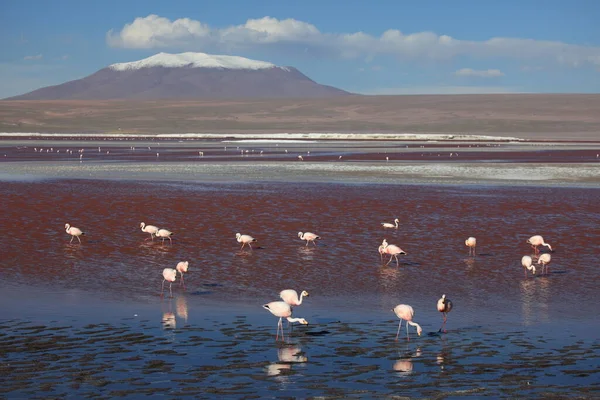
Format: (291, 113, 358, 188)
(109, 52, 289, 71)
(6, 52, 350, 100)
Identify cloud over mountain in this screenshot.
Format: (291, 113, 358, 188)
(455, 68, 505, 78)
(107, 15, 600, 68)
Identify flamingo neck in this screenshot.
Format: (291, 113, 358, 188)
(297, 292, 304, 305)
(287, 317, 304, 323)
(407, 321, 420, 328)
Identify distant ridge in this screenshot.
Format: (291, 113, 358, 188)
(6, 52, 351, 100)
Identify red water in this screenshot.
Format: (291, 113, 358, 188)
(2, 179, 599, 328)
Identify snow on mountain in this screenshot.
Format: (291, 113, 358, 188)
(109, 52, 289, 71)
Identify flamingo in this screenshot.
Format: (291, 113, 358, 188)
(156, 228, 173, 244)
(381, 218, 399, 229)
(537, 253, 552, 275)
(236, 233, 257, 250)
(280, 289, 309, 306)
(522, 255, 536, 276)
(393, 304, 422, 341)
(298, 232, 321, 246)
(437, 294, 453, 333)
(527, 235, 552, 255)
(465, 237, 477, 256)
(262, 301, 308, 341)
(379, 242, 407, 266)
(176, 261, 189, 287)
(140, 222, 159, 241)
(161, 268, 177, 298)
(65, 223, 84, 244)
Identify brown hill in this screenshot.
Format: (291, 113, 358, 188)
(5, 52, 351, 100)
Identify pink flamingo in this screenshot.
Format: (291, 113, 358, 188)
(379, 242, 407, 266)
(280, 289, 309, 306)
(527, 235, 552, 256)
(65, 223, 85, 244)
(381, 218, 399, 229)
(155, 228, 173, 245)
(140, 222, 159, 241)
(262, 301, 308, 341)
(537, 253, 552, 274)
(437, 294, 453, 333)
(521, 255, 536, 277)
(465, 237, 476, 256)
(298, 232, 321, 246)
(393, 304, 422, 341)
(236, 233, 257, 250)
(176, 261, 189, 287)
(161, 268, 177, 298)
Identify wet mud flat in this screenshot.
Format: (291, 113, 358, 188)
(1, 170, 600, 397)
(2, 313, 599, 399)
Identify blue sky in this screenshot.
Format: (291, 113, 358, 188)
(1, 0, 599, 98)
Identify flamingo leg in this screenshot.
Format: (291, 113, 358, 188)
(312, 240, 317, 247)
(276, 317, 284, 341)
(406, 323, 410, 341)
(169, 237, 172, 245)
(77, 236, 81, 244)
(169, 282, 173, 298)
(180, 273, 185, 288)
(248, 243, 253, 250)
(240, 243, 245, 250)
(439, 313, 447, 333)
(161, 279, 165, 297)
(395, 320, 402, 341)
(394, 254, 399, 267)
(69, 235, 74, 244)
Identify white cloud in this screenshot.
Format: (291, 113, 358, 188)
(455, 68, 504, 78)
(106, 15, 600, 68)
(361, 85, 520, 95)
(23, 54, 43, 60)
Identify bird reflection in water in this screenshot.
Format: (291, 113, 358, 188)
(520, 277, 551, 326)
(393, 346, 421, 377)
(266, 345, 308, 379)
(378, 266, 402, 292)
(162, 312, 176, 330)
(176, 295, 188, 323)
(297, 246, 316, 261)
(463, 257, 476, 270)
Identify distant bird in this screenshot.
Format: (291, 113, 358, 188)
(537, 253, 552, 274)
(393, 304, 422, 341)
(298, 155, 304, 161)
(262, 301, 309, 341)
(382, 218, 399, 229)
(65, 223, 84, 244)
(379, 242, 407, 266)
(465, 237, 477, 256)
(236, 233, 257, 250)
(156, 228, 173, 244)
(176, 261, 189, 287)
(298, 232, 321, 246)
(527, 235, 552, 255)
(521, 255, 536, 276)
(437, 294, 453, 333)
(161, 268, 177, 298)
(280, 289, 309, 306)
(140, 222, 159, 241)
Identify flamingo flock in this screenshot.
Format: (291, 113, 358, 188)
(62, 216, 555, 341)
